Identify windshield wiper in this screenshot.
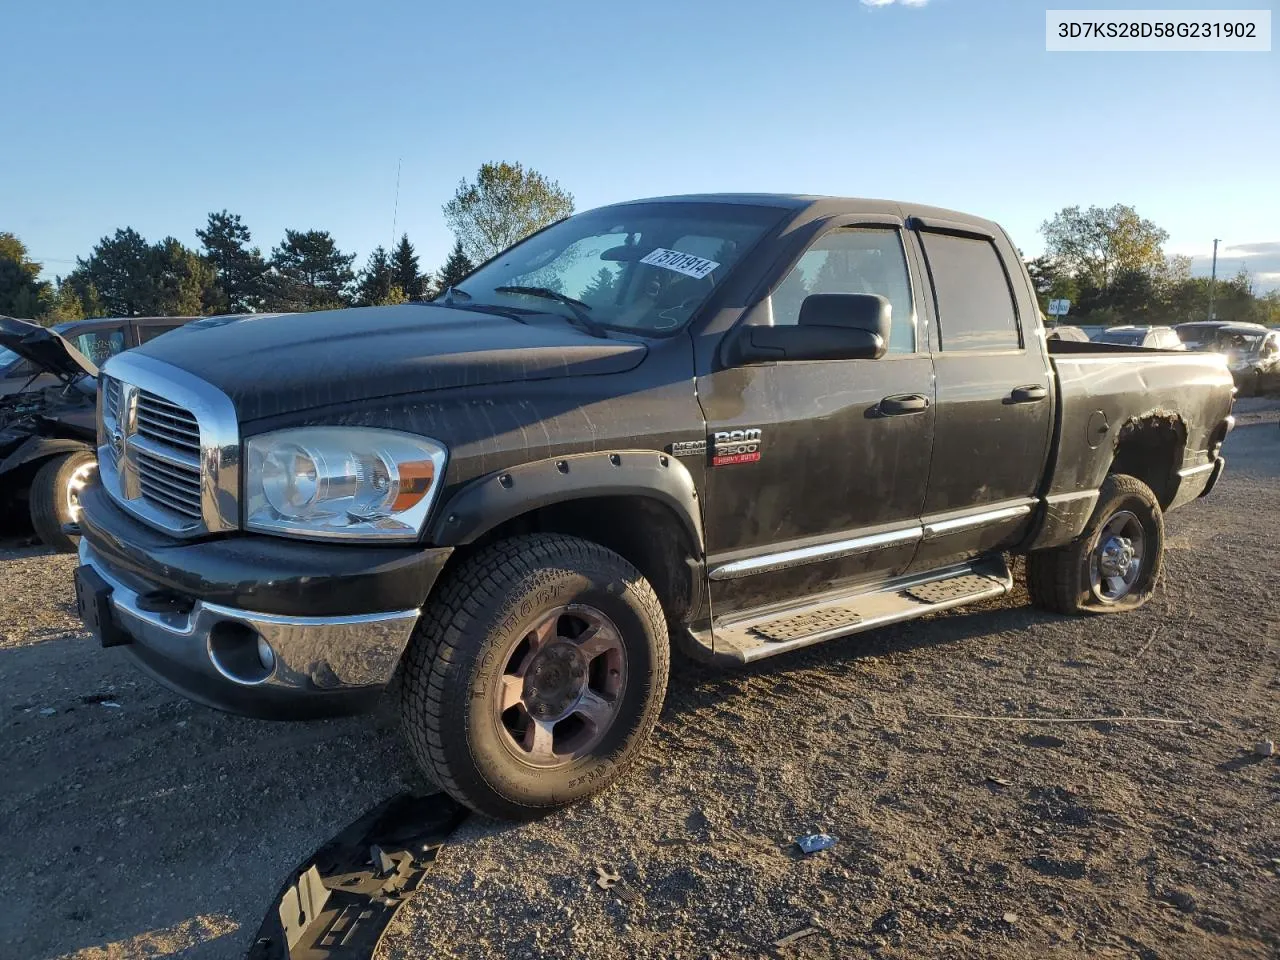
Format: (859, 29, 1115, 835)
(493, 286, 607, 338)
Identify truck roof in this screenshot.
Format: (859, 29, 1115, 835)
(600, 194, 1004, 235)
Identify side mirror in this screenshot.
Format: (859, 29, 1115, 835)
(727, 293, 891, 364)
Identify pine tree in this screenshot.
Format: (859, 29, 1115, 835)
(390, 234, 425, 300)
(197, 211, 267, 313)
(436, 239, 474, 294)
(266, 229, 356, 312)
(354, 246, 393, 306)
(581, 267, 619, 308)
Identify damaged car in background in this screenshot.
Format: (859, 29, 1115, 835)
(1176, 321, 1280, 397)
(0, 317, 101, 551)
(70, 195, 1236, 820)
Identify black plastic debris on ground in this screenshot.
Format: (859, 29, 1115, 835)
(245, 791, 468, 959)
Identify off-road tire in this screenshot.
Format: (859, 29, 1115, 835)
(400, 534, 670, 820)
(29, 452, 95, 553)
(1027, 473, 1164, 615)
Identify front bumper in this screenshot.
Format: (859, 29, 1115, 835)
(76, 482, 452, 720)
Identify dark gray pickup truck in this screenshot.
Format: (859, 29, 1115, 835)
(73, 195, 1235, 818)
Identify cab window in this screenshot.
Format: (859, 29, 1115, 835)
(771, 227, 916, 353)
(71, 327, 126, 364)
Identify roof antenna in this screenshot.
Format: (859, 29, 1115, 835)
(389, 158, 402, 249)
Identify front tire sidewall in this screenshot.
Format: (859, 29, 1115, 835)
(465, 570, 663, 808)
(1075, 478, 1163, 613)
(404, 537, 670, 819)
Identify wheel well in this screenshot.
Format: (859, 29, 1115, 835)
(456, 495, 704, 625)
(1109, 413, 1186, 509)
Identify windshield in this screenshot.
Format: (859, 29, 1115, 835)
(0, 346, 20, 371)
(445, 202, 786, 335)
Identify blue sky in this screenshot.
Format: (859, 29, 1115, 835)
(2, 0, 1277, 289)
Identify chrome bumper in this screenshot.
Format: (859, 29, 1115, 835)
(78, 540, 420, 718)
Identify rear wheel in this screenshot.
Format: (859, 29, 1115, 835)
(1027, 473, 1164, 615)
(29, 452, 96, 553)
(400, 534, 670, 820)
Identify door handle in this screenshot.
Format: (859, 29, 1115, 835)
(1008, 385, 1048, 404)
(879, 394, 930, 416)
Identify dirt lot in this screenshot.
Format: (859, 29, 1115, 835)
(1, 404, 1277, 960)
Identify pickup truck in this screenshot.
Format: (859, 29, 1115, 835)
(73, 195, 1236, 819)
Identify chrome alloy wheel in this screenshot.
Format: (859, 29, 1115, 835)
(492, 604, 628, 768)
(65, 460, 97, 523)
(1089, 510, 1145, 602)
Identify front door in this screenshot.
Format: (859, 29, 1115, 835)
(697, 225, 935, 618)
(906, 223, 1054, 571)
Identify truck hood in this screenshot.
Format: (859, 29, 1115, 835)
(132, 303, 649, 422)
(0, 315, 99, 383)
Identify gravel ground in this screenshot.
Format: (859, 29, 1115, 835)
(1, 402, 1276, 960)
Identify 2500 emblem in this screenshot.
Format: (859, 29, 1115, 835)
(712, 428, 762, 466)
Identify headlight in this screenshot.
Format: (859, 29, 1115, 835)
(244, 427, 447, 541)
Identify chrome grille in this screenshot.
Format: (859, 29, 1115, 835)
(96, 353, 240, 537)
(102, 376, 122, 424)
(136, 390, 201, 453)
(132, 391, 203, 520)
(135, 448, 203, 519)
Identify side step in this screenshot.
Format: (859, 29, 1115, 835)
(701, 559, 1013, 663)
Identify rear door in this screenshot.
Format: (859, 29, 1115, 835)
(698, 221, 935, 616)
(906, 220, 1054, 571)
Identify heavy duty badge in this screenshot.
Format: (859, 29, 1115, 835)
(711, 428, 762, 466)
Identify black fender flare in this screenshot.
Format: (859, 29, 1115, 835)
(0, 436, 94, 479)
(427, 449, 704, 553)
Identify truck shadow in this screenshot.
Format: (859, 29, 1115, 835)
(0, 578, 1055, 959)
(664, 592, 1062, 715)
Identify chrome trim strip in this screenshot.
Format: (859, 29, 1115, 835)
(1177, 462, 1215, 479)
(99, 352, 240, 536)
(708, 526, 923, 581)
(922, 503, 1033, 539)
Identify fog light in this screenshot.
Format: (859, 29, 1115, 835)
(257, 636, 276, 671)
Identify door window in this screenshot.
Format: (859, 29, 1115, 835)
(771, 228, 916, 353)
(137, 322, 180, 344)
(919, 232, 1021, 351)
(71, 327, 126, 364)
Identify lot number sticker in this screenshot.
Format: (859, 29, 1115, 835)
(639, 248, 721, 280)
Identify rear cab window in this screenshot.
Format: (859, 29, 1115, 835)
(918, 232, 1021, 352)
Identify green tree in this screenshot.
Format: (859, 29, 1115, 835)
(354, 246, 393, 306)
(580, 267, 619, 308)
(1024, 254, 1078, 315)
(66, 230, 216, 317)
(435, 239, 474, 293)
(39, 279, 93, 325)
(266, 229, 355, 312)
(197, 210, 267, 313)
(146, 237, 217, 316)
(1040, 204, 1169, 290)
(0, 232, 52, 318)
(442, 161, 574, 263)
(66, 228, 153, 316)
(390, 234, 426, 300)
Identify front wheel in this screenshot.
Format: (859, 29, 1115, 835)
(1026, 473, 1164, 615)
(29, 452, 96, 553)
(400, 534, 670, 820)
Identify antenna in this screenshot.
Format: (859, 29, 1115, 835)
(390, 158, 402, 249)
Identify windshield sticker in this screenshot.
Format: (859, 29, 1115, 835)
(639, 248, 721, 280)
